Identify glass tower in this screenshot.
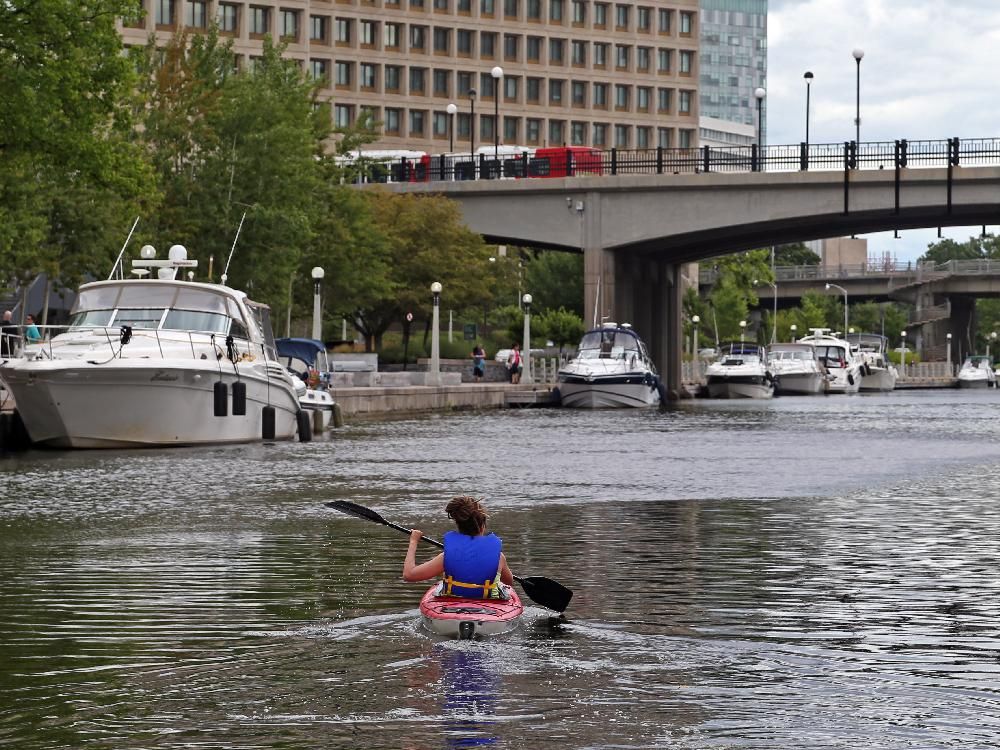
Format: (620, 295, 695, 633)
(699, 0, 767, 147)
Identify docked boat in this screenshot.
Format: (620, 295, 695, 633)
(276, 337, 337, 431)
(846, 333, 898, 392)
(419, 585, 524, 639)
(0, 245, 302, 448)
(557, 323, 661, 408)
(797, 329, 863, 394)
(767, 343, 827, 395)
(957, 355, 997, 388)
(705, 342, 774, 399)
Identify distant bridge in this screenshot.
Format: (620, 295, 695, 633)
(386, 137, 1000, 396)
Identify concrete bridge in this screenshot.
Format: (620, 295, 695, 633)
(387, 139, 1000, 396)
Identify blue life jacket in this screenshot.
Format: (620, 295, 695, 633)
(442, 530, 502, 598)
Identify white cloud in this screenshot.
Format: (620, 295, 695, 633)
(764, 0, 1000, 260)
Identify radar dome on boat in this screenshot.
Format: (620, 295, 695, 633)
(168, 244, 188, 262)
(140, 245, 156, 259)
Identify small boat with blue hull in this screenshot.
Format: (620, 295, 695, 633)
(557, 323, 661, 408)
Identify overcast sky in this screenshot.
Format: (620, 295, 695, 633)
(765, 0, 998, 261)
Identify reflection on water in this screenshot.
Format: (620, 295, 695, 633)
(3, 390, 1000, 747)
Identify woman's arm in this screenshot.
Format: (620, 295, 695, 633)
(498, 552, 514, 586)
(402, 529, 445, 582)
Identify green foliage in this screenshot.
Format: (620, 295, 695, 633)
(536, 307, 585, 352)
(920, 233, 1000, 264)
(523, 251, 584, 316)
(704, 249, 771, 342)
(773, 242, 821, 266)
(489, 304, 524, 346)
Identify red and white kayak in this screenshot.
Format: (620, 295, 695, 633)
(418, 585, 524, 639)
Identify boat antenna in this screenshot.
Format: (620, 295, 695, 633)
(592, 274, 601, 329)
(222, 209, 250, 279)
(108, 217, 140, 280)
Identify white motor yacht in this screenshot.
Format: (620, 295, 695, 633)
(846, 333, 898, 392)
(557, 323, 661, 408)
(797, 329, 863, 394)
(0, 245, 302, 448)
(705, 342, 774, 399)
(767, 343, 827, 395)
(957, 355, 997, 388)
(276, 337, 337, 431)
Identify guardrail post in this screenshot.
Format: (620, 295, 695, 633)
(951, 137, 961, 166)
(900, 139, 908, 168)
(702, 145, 710, 173)
(848, 140, 858, 169)
(438, 154, 447, 180)
(843, 142, 851, 215)
(751, 143, 758, 172)
(800, 142, 808, 171)
(656, 146, 663, 174)
(567, 147, 575, 177)
(610, 147, 617, 176)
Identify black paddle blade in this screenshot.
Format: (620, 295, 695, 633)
(516, 575, 573, 613)
(325, 500, 389, 526)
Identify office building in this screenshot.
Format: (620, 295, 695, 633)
(697, 0, 766, 148)
(121, 0, 701, 152)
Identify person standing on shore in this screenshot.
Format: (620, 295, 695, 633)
(471, 343, 486, 382)
(507, 343, 523, 384)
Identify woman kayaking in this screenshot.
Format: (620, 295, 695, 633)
(402, 496, 514, 599)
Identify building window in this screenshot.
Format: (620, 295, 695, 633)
(360, 21, 377, 46)
(638, 7, 651, 31)
(615, 124, 629, 148)
(680, 11, 692, 34)
(186, 1, 207, 27)
(504, 75, 518, 99)
(280, 10, 298, 39)
(481, 114, 495, 141)
(385, 109, 402, 135)
(155, 0, 174, 25)
(637, 126, 650, 149)
(680, 50, 692, 74)
(658, 8, 671, 33)
(526, 118, 541, 144)
(636, 86, 650, 111)
(504, 34, 519, 60)
(310, 15, 328, 42)
(593, 82, 607, 107)
(549, 79, 563, 104)
(249, 6, 268, 34)
(384, 23, 401, 48)
(410, 26, 427, 50)
(593, 43, 607, 67)
(549, 120, 565, 146)
(433, 69, 450, 96)
(679, 90, 691, 113)
(505, 0, 519, 17)
(434, 112, 449, 137)
(679, 129, 693, 148)
(410, 67, 427, 93)
(457, 0, 471, 12)
(457, 29, 473, 55)
(411, 0, 425, 8)
(360, 63, 377, 89)
(593, 123, 606, 146)
(481, 32, 496, 57)
(657, 87, 671, 112)
(435, 0, 449, 10)
(434, 28, 450, 53)
(572, 0, 586, 24)
(527, 0, 541, 20)
(571, 121, 586, 146)
(571, 80, 586, 105)
(504, 116, 519, 142)
(335, 61, 352, 86)
(458, 113, 471, 138)
(549, 38, 564, 64)
(481, 0, 495, 14)
(527, 36, 542, 62)
(571, 40, 586, 65)
(614, 84, 629, 109)
(310, 59, 329, 83)
(457, 71, 474, 94)
(526, 77, 541, 102)
(615, 4, 628, 29)
(334, 104, 352, 128)
(410, 110, 426, 136)
(336, 19, 351, 43)
(658, 127, 672, 148)
(386, 65, 402, 91)
(657, 48, 671, 72)
(594, 2, 607, 27)
(637, 47, 650, 71)
(615, 45, 628, 69)
(218, 3, 238, 31)
(550, 0, 563, 21)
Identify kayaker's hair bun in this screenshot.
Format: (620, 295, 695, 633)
(446, 496, 487, 535)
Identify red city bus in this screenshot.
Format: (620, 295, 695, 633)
(528, 147, 605, 178)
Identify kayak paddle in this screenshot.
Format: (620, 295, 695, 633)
(325, 500, 573, 613)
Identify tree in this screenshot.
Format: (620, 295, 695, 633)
(523, 250, 584, 316)
(920, 234, 1000, 264)
(773, 242, 820, 266)
(705, 249, 772, 341)
(536, 307, 585, 354)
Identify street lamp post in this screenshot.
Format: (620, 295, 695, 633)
(901, 330, 907, 377)
(947, 332, 953, 374)
(853, 48, 864, 146)
(754, 278, 778, 344)
(468, 88, 477, 166)
(804, 71, 814, 147)
(521, 293, 533, 384)
(990, 331, 998, 362)
(491, 66, 504, 165)
(826, 282, 849, 337)
(692, 315, 700, 360)
(754, 87, 766, 147)
(790, 323, 798, 341)
(310, 266, 324, 341)
(429, 282, 442, 386)
(739, 320, 747, 346)
(446, 102, 458, 153)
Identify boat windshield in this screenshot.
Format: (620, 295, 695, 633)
(768, 350, 813, 361)
(578, 330, 640, 359)
(69, 283, 249, 337)
(814, 344, 848, 367)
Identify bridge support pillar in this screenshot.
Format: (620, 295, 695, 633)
(652, 260, 683, 399)
(582, 193, 614, 328)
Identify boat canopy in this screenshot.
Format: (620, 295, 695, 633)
(577, 326, 645, 359)
(276, 338, 326, 367)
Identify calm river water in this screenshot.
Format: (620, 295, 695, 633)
(3, 390, 1000, 748)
